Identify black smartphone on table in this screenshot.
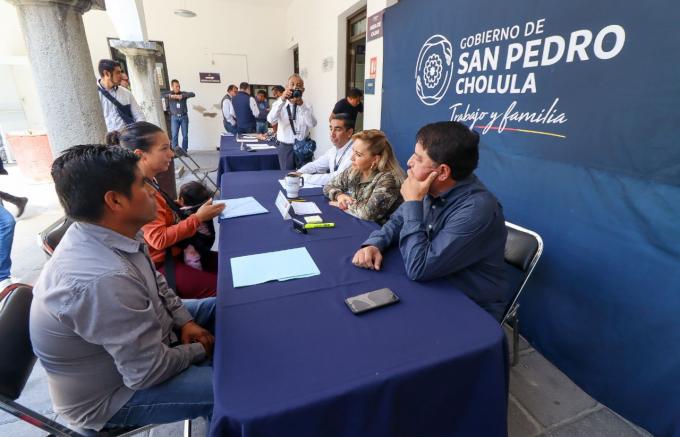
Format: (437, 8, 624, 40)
(345, 288, 400, 315)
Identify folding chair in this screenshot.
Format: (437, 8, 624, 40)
(173, 147, 218, 191)
(501, 221, 543, 366)
(0, 287, 193, 436)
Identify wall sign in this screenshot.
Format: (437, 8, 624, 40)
(366, 10, 384, 42)
(364, 78, 376, 95)
(199, 72, 221, 83)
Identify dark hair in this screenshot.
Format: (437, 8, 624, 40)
(415, 121, 479, 181)
(51, 144, 140, 222)
(331, 113, 355, 131)
(227, 84, 238, 92)
(179, 181, 212, 208)
(239, 82, 250, 91)
(347, 88, 363, 99)
(171, 79, 179, 85)
(272, 85, 285, 94)
(105, 121, 164, 153)
(98, 59, 120, 77)
(256, 90, 267, 96)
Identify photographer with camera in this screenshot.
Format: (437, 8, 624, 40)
(267, 74, 317, 169)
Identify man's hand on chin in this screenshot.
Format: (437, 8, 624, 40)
(400, 170, 438, 202)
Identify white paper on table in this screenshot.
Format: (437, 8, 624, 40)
(247, 144, 276, 150)
(230, 247, 320, 288)
(291, 201, 322, 215)
(215, 197, 268, 219)
(278, 179, 323, 190)
(237, 138, 258, 143)
(275, 191, 291, 220)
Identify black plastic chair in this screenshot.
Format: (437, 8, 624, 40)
(0, 286, 192, 436)
(501, 222, 543, 366)
(39, 216, 73, 256)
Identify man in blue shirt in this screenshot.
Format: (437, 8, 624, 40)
(255, 90, 270, 133)
(352, 121, 508, 320)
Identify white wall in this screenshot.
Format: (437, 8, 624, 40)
(83, 0, 293, 150)
(284, 0, 366, 154)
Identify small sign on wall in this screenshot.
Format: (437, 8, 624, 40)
(367, 10, 384, 42)
(199, 72, 221, 83)
(364, 78, 376, 95)
(369, 57, 378, 79)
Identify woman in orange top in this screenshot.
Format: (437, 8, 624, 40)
(106, 122, 224, 298)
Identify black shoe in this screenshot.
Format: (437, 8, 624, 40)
(15, 197, 28, 218)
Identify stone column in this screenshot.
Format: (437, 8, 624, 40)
(109, 40, 167, 131)
(110, 40, 175, 196)
(9, 0, 108, 156)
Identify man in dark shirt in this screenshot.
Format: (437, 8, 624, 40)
(352, 121, 508, 320)
(330, 87, 364, 123)
(163, 79, 195, 152)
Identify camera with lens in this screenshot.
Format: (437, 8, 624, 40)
(290, 88, 303, 99)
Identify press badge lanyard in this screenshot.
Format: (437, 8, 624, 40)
(333, 141, 352, 172)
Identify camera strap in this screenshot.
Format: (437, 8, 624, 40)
(285, 103, 298, 137)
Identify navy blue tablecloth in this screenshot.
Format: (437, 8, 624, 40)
(217, 136, 280, 186)
(212, 170, 508, 437)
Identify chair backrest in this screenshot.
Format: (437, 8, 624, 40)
(40, 216, 74, 256)
(501, 222, 543, 324)
(0, 286, 36, 400)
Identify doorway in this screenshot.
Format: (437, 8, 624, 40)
(346, 8, 366, 131)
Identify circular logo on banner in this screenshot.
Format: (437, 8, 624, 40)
(415, 35, 454, 106)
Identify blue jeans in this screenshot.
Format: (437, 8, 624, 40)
(0, 205, 15, 282)
(223, 119, 236, 134)
(104, 298, 216, 429)
(256, 120, 268, 134)
(171, 114, 189, 151)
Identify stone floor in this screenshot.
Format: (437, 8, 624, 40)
(0, 151, 651, 436)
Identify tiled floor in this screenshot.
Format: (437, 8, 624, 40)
(0, 153, 651, 436)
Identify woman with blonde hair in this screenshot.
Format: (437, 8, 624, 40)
(324, 129, 405, 223)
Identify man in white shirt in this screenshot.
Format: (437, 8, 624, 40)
(294, 113, 354, 186)
(267, 74, 317, 169)
(221, 84, 238, 134)
(97, 59, 145, 132)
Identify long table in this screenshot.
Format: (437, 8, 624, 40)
(212, 170, 508, 437)
(217, 135, 280, 186)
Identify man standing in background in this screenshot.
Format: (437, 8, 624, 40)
(221, 84, 238, 134)
(330, 87, 364, 123)
(163, 80, 196, 152)
(97, 59, 145, 132)
(255, 90, 270, 133)
(231, 82, 259, 134)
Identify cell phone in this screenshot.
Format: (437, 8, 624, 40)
(345, 288, 400, 315)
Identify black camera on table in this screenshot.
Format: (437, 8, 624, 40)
(290, 88, 303, 99)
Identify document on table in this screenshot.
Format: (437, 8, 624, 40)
(214, 197, 268, 219)
(247, 143, 276, 150)
(230, 247, 320, 287)
(278, 179, 323, 190)
(290, 201, 322, 215)
(237, 138, 258, 143)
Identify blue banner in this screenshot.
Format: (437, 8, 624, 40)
(381, 1, 680, 435)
